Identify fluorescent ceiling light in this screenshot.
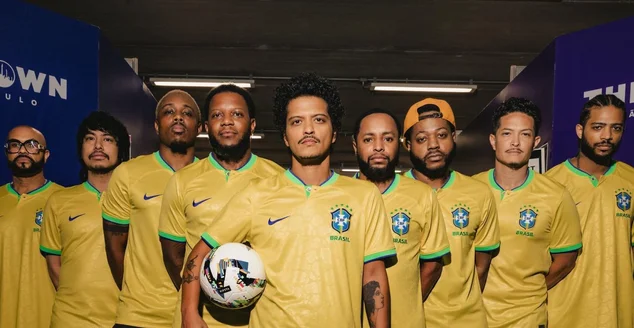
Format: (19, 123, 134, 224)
(198, 133, 263, 139)
(150, 78, 255, 89)
(370, 82, 477, 94)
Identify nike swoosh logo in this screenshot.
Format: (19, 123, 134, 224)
(268, 215, 290, 226)
(143, 193, 162, 200)
(192, 198, 212, 207)
(69, 214, 85, 221)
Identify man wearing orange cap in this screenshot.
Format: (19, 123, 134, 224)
(402, 98, 500, 328)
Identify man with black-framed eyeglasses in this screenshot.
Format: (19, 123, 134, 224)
(0, 125, 63, 328)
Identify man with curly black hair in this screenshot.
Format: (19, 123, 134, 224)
(40, 111, 129, 327)
(181, 73, 396, 328)
(472, 97, 582, 328)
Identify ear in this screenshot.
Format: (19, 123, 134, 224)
(331, 131, 337, 144)
(283, 132, 289, 148)
(575, 123, 583, 140)
(197, 122, 203, 135)
(489, 133, 496, 151)
(533, 136, 541, 149)
(405, 139, 411, 152)
(43, 149, 50, 163)
(352, 137, 358, 155)
(250, 118, 256, 134)
(452, 131, 457, 143)
(204, 121, 209, 133)
(154, 121, 159, 135)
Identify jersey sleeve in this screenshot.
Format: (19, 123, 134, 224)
(363, 188, 397, 263)
(630, 220, 633, 247)
(419, 191, 450, 260)
(549, 189, 583, 253)
(101, 164, 131, 225)
(158, 174, 187, 243)
(40, 194, 62, 256)
(474, 188, 501, 252)
(201, 184, 254, 249)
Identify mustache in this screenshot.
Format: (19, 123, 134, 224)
(298, 136, 320, 144)
(594, 141, 614, 147)
(505, 148, 523, 153)
(425, 151, 446, 160)
(89, 151, 109, 159)
(12, 155, 35, 163)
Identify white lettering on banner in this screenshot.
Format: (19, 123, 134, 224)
(629, 110, 634, 118)
(583, 82, 634, 104)
(0, 59, 68, 108)
(16, 67, 46, 93)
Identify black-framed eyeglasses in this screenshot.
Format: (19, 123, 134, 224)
(4, 139, 46, 154)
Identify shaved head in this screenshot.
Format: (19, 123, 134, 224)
(7, 125, 47, 147)
(155, 89, 201, 120)
(5, 125, 49, 178)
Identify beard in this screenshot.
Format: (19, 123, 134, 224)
(579, 133, 620, 167)
(496, 156, 529, 170)
(8, 155, 45, 178)
(208, 130, 251, 163)
(357, 154, 398, 183)
(168, 139, 195, 155)
(410, 143, 456, 180)
(88, 162, 119, 175)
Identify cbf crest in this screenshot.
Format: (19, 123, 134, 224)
(390, 208, 411, 236)
(34, 208, 43, 226)
(615, 188, 631, 212)
(451, 203, 470, 229)
(519, 205, 538, 230)
(330, 204, 352, 233)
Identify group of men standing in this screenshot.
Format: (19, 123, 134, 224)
(0, 72, 632, 328)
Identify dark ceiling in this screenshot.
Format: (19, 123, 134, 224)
(26, 0, 634, 170)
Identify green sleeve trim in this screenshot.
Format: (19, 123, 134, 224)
(159, 231, 186, 243)
(363, 248, 397, 263)
(420, 246, 451, 260)
(475, 242, 501, 252)
(102, 212, 129, 225)
(201, 232, 221, 249)
(550, 242, 583, 254)
(39, 245, 61, 256)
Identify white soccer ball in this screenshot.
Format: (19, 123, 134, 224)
(200, 243, 267, 309)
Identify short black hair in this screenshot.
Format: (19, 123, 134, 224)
(492, 97, 542, 135)
(202, 84, 256, 122)
(353, 108, 402, 142)
(579, 94, 626, 127)
(76, 111, 130, 181)
(272, 72, 345, 138)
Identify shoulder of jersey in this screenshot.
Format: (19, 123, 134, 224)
(616, 161, 634, 178)
(253, 155, 285, 175)
(398, 175, 435, 194)
(0, 183, 9, 197)
(532, 170, 567, 193)
(544, 161, 566, 177)
(470, 170, 490, 184)
(48, 183, 83, 200)
(173, 155, 210, 179)
(115, 153, 156, 173)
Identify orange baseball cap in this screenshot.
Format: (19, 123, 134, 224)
(402, 98, 456, 146)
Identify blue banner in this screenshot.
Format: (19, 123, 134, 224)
(551, 16, 634, 167)
(1, 1, 100, 186)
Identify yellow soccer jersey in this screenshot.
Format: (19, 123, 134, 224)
(200, 170, 396, 328)
(473, 169, 583, 328)
(40, 182, 118, 327)
(102, 152, 197, 327)
(0, 180, 63, 328)
(158, 153, 283, 328)
(404, 170, 500, 328)
(357, 174, 449, 328)
(546, 160, 634, 328)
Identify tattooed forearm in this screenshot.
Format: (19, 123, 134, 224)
(182, 255, 199, 284)
(362, 280, 384, 328)
(160, 238, 186, 290)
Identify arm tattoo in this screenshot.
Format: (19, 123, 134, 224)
(362, 280, 384, 328)
(182, 255, 199, 284)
